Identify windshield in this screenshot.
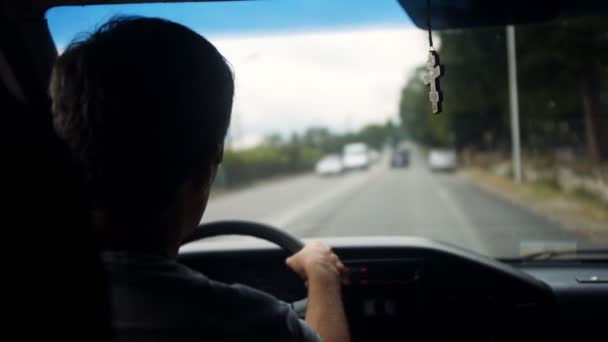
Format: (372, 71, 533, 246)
(46, 0, 608, 258)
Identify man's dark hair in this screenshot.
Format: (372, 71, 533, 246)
(50, 17, 233, 230)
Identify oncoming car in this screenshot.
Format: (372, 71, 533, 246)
(5, 0, 607, 341)
(315, 154, 343, 176)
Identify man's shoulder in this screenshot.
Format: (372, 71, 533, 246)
(103, 251, 277, 307)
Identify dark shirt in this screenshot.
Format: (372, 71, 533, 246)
(102, 252, 320, 342)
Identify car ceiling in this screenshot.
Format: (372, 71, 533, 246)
(3, 0, 608, 28)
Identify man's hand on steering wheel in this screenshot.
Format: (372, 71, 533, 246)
(286, 241, 347, 284)
(286, 241, 351, 342)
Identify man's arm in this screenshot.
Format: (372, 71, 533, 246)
(286, 241, 351, 342)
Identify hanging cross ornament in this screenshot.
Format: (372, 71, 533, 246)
(423, 48, 442, 114)
(423, 0, 443, 114)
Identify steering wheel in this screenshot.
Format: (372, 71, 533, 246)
(182, 220, 309, 317)
(183, 220, 304, 253)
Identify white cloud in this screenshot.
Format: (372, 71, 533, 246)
(208, 27, 428, 141)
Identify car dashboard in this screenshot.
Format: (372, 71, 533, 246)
(179, 237, 607, 341)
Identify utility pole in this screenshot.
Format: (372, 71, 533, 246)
(506, 25, 522, 183)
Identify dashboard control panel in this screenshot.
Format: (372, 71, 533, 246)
(342, 258, 424, 340)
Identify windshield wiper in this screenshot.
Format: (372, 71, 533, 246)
(521, 248, 608, 261)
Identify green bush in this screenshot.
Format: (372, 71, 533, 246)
(218, 145, 322, 188)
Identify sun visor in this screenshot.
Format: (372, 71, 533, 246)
(398, 0, 608, 30)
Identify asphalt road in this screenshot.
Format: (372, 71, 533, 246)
(201, 148, 590, 257)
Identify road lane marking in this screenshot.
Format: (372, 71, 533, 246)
(425, 172, 488, 255)
(263, 167, 382, 228)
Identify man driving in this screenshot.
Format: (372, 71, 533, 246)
(49, 16, 350, 342)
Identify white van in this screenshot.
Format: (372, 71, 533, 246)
(342, 143, 370, 170)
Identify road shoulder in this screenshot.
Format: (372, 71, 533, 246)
(459, 168, 608, 242)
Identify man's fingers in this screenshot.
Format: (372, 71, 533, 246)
(337, 260, 346, 272)
(285, 256, 306, 277)
(329, 252, 346, 271)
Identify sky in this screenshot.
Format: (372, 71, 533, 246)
(46, 0, 428, 149)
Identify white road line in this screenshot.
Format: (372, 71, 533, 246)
(263, 167, 381, 228)
(425, 171, 488, 255)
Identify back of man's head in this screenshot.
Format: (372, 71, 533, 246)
(50, 17, 233, 235)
